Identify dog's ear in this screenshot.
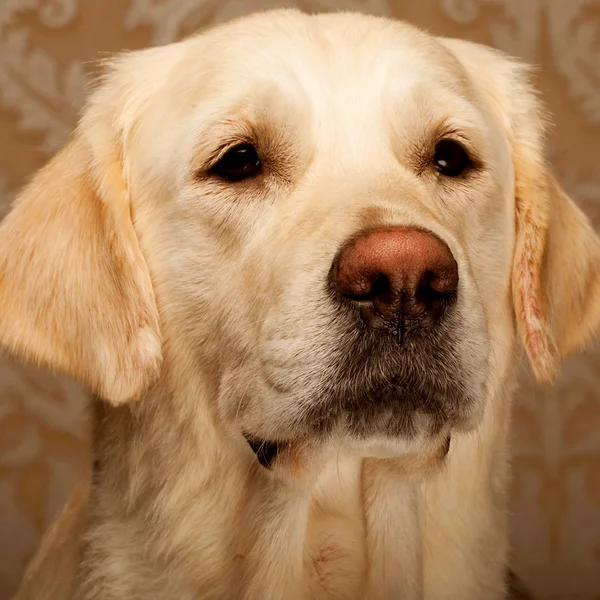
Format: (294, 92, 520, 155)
(511, 149, 600, 382)
(441, 37, 600, 382)
(0, 90, 162, 403)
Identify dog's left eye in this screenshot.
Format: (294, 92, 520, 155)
(433, 140, 471, 177)
(209, 143, 262, 182)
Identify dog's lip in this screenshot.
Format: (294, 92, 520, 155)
(408, 433, 451, 470)
(245, 437, 288, 468)
(441, 434, 451, 455)
(431, 434, 451, 463)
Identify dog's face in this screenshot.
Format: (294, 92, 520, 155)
(0, 11, 598, 465)
(131, 14, 511, 456)
(148, 16, 503, 454)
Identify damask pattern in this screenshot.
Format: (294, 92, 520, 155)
(0, 1, 598, 598)
(442, 0, 600, 122)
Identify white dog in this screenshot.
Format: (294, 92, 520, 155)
(2, 9, 599, 600)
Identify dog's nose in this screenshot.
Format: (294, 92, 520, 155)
(331, 228, 458, 338)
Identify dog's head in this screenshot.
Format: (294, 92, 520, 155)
(0, 11, 598, 465)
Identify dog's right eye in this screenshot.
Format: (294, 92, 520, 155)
(209, 143, 262, 182)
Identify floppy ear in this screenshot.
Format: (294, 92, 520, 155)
(512, 150, 600, 382)
(0, 111, 162, 403)
(440, 37, 600, 382)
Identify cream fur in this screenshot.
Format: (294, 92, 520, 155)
(2, 10, 600, 600)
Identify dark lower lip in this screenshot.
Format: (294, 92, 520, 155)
(246, 438, 282, 468)
(442, 434, 451, 456)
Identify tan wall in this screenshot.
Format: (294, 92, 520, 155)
(1, 1, 599, 598)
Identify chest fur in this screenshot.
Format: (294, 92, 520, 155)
(302, 457, 423, 600)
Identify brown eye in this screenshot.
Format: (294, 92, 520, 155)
(433, 140, 471, 177)
(210, 143, 262, 182)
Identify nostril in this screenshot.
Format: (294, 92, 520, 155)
(416, 282, 457, 305)
(416, 269, 458, 317)
(343, 273, 391, 303)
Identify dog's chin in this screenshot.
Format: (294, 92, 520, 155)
(245, 430, 452, 472)
(339, 431, 451, 460)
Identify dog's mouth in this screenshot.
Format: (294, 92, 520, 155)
(246, 314, 477, 470)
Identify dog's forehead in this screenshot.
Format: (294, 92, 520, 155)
(177, 12, 471, 111)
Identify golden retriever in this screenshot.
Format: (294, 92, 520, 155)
(2, 9, 599, 600)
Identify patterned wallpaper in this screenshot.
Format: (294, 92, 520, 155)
(0, 1, 599, 599)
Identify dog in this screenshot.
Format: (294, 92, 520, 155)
(2, 9, 599, 600)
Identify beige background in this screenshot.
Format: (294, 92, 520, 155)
(0, 1, 599, 598)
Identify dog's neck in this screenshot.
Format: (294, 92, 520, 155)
(81, 350, 520, 600)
